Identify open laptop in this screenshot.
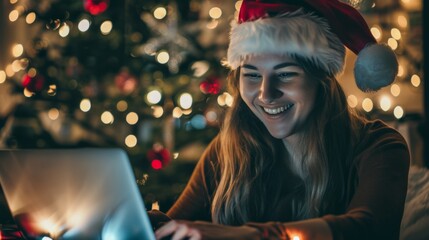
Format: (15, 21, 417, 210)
(0, 148, 155, 240)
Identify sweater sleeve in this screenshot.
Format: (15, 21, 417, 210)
(166, 137, 219, 221)
(321, 121, 410, 240)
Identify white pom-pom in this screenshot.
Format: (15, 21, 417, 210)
(354, 44, 398, 92)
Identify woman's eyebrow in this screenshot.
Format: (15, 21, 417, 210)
(241, 64, 258, 70)
(273, 62, 300, 70)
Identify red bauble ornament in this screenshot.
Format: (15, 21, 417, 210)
(115, 69, 138, 94)
(84, 0, 109, 15)
(22, 74, 45, 92)
(147, 143, 171, 170)
(200, 76, 221, 95)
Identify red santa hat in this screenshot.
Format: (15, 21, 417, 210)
(224, 0, 398, 92)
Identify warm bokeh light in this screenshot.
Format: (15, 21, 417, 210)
(370, 26, 382, 40)
(179, 93, 193, 109)
(391, 28, 401, 40)
(209, 7, 222, 19)
(205, 110, 218, 123)
(116, 100, 128, 112)
(362, 98, 373, 112)
(48, 108, 60, 120)
(9, 10, 19, 22)
(172, 107, 183, 118)
(235, 1, 243, 11)
(292, 236, 301, 240)
(147, 89, 162, 104)
(6, 64, 15, 77)
(347, 95, 358, 108)
(100, 20, 113, 35)
(59, 23, 70, 37)
(126, 112, 139, 125)
(80, 98, 91, 112)
(0, 70, 6, 84)
(156, 51, 169, 64)
(394, 106, 404, 119)
(154, 7, 167, 20)
(78, 19, 91, 32)
(23, 88, 34, 97)
(12, 60, 23, 72)
(26, 12, 36, 24)
(101, 111, 114, 124)
(380, 96, 392, 112)
(397, 15, 408, 28)
(411, 74, 421, 87)
(10, 0, 18, 4)
(387, 38, 398, 50)
(152, 106, 164, 118)
(12, 43, 24, 57)
(217, 94, 226, 106)
(125, 135, 137, 148)
(206, 20, 219, 29)
(173, 153, 179, 159)
(191, 61, 210, 77)
(397, 65, 404, 77)
(47, 84, 57, 96)
(390, 84, 401, 97)
(224, 92, 234, 107)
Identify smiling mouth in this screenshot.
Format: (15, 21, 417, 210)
(263, 104, 294, 115)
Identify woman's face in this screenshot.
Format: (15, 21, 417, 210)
(239, 54, 319, 141)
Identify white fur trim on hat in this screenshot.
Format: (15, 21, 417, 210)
(224, 10, 346, 77)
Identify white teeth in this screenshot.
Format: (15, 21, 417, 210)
(263, 104, 293, 115)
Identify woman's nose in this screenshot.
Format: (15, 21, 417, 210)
(258, 76, 282, 103)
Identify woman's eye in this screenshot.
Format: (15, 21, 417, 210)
(243, 73, 262, 81)
(277, 72, 298, 81)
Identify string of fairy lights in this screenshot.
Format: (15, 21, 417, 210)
(0, 0, 424, 150)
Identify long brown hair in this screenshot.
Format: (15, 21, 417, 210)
(211, 57, 364, 225)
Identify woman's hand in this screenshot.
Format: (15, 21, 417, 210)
(154, 220, 261, 240)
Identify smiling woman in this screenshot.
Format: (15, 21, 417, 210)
(150, 1, 410, 240)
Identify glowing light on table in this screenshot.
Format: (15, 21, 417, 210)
(388, 38, 398, 50)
